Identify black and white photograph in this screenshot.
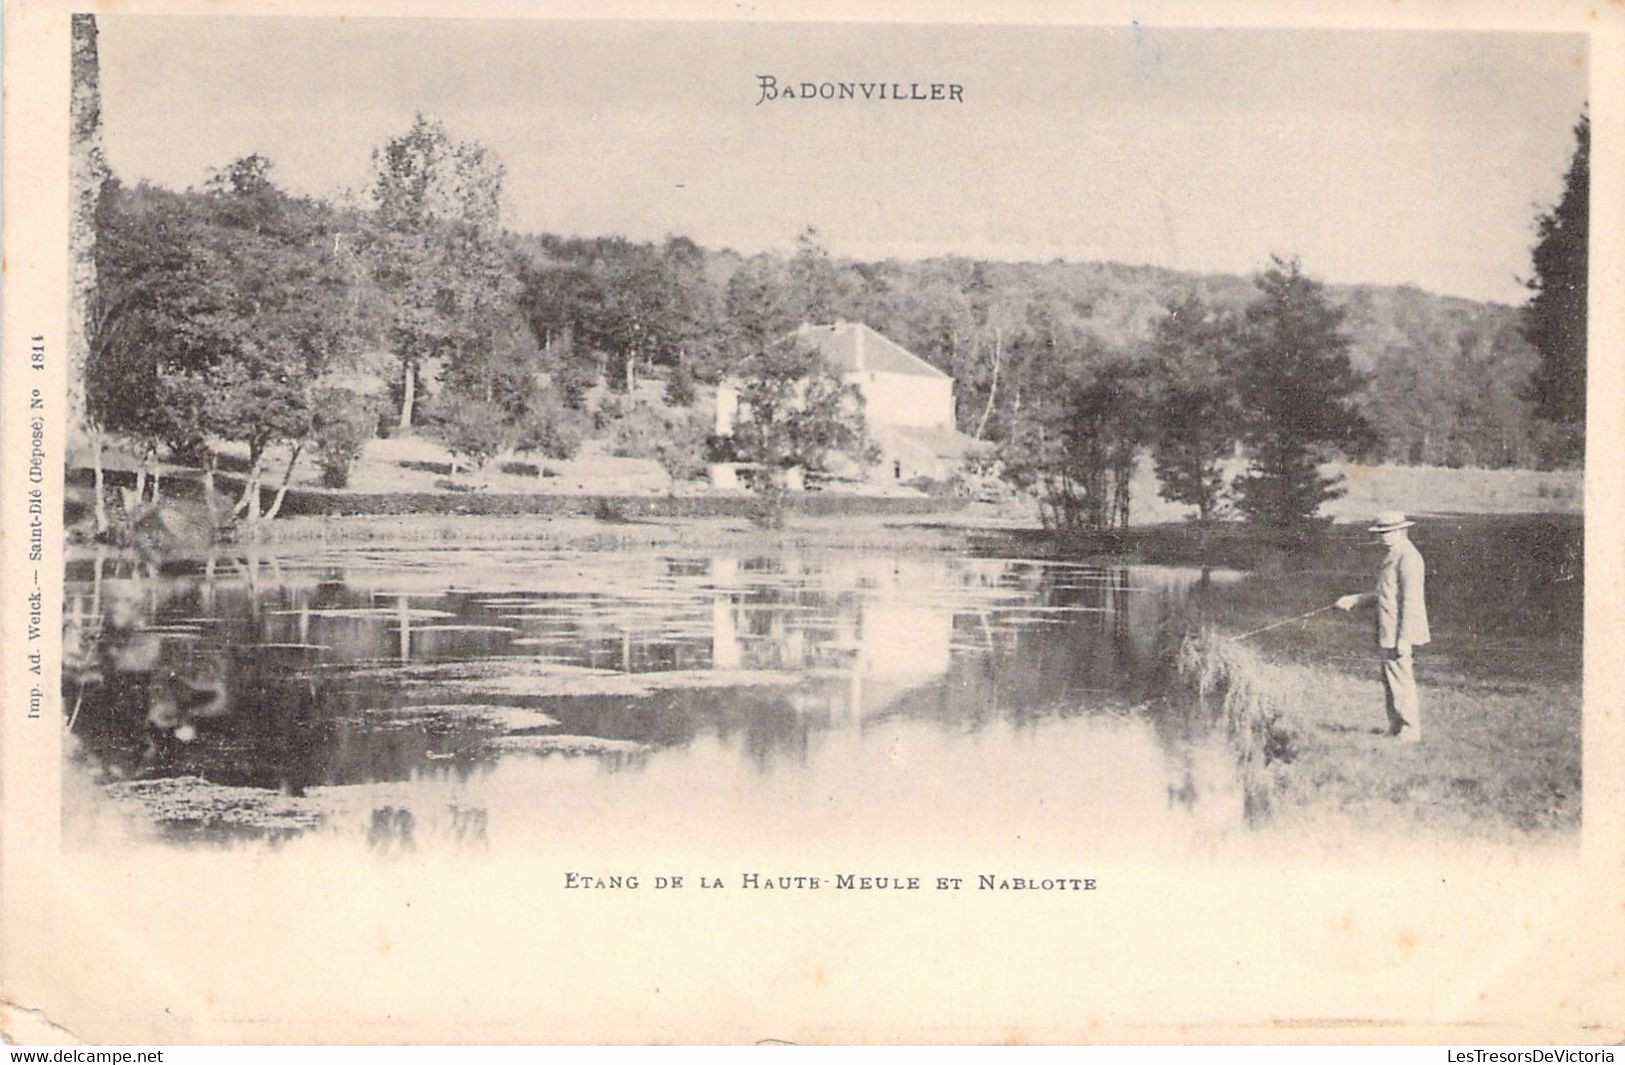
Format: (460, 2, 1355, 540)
(2, 0, 1620, 1046)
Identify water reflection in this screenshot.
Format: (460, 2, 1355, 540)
(63, 544, 1243, 847)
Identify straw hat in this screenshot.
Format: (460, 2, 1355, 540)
(1367, 510, 1416, 533)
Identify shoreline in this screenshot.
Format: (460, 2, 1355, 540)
(64, 508, 1583, 846)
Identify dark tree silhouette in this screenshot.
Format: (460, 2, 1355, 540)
(1144, 294, 1242, 523)
(1232, 257, 1371, 531)
(1524, 110, 1588, 462)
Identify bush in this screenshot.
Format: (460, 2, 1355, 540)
(663, 363, 697, 407)
(548, 335, 599, 410)
(593, 393, 630, 432)
(515, 389, 587, 461)
(746, 480, 790, 529)
(425, 394, 513, 474)
(310, 389, 380, 489)
(602, 400, 709, 484)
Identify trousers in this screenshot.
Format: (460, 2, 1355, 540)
(1381, 645, 1420, 735)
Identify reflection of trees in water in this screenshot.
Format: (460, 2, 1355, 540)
(65, 550, 489, 793)
(65, 546, 1224, 837)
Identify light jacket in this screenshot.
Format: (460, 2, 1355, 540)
(1372, 538, 1430, 649)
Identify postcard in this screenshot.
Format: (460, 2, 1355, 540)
(2, 0, 1621, 1045)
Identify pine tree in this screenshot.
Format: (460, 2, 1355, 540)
(1145, 294, 1241, 523)
(1524, 110, 1588, 463)
(1232, 258, 1370, 531)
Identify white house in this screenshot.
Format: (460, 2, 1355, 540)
(715, 321, 986, 484)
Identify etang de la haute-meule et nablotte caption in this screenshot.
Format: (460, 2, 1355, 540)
(564, 872, 1098, 891)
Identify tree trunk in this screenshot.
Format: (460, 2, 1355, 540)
(234, 449, 266, 520)
(244, 476, 262, 528)
(400, 359, 417, 431)
(90, 430, 109, 536)
(262, 442, 303, 522)
(151, 462, 162, 504)
(201, 452, 234, 539)
(974, 326, 1002, 440)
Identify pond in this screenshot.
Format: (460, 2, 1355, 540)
(63, 543, 1250, 855)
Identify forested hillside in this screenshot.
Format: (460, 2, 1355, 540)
(516, 230, 1557, 471)
(85, 113, 1572, 544)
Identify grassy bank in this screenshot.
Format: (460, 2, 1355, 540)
(1166, 512, 1581, 844)
(258, 508, 1022, 553)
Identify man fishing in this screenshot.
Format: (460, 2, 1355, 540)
(1336, 511, 1431, 743)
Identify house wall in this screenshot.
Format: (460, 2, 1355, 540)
(715, 369, 958, 484)
(715, 382, 740, 435)
(847, 372, 952, 429)
(884, 444, 947, 483)
(716, 373, 952, 435)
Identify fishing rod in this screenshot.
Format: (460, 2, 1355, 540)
(1229, 603, 1337, 642)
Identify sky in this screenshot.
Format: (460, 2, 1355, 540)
(96, 15, 1589, 305)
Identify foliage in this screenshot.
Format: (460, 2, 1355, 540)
(1523, 110, 1588, 463)
(367, 114, 515, 430)
(1000, 350, 1149, 533)
(663, 361, 697, 407)
(1143, 294, 1242, 522)
(428, 383, 586, 474)
(1231, 258, 1371, 531)
(514, 388, 588, 461)
(88, 162, 363, 523)
(512, 231, 1559, 472)
(518, 235, 725, 395)
(310, 388, 380, 489)
(600, 398, 713, 484)
(731, 339, 874, 474)
(424, 393, 514, 473)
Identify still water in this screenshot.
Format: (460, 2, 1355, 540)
(64, 544, 1248, 854)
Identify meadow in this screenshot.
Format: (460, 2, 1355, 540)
(1163, 512, 1582, 845)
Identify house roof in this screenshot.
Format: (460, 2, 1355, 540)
(790, 322, 951, 380)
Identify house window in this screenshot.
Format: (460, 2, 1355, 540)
(893, 461, 902, 480)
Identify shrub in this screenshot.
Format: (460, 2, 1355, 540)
(602, 400, 709, 484)
(310, 388, 380, 489)
(515, 389, 588, 461)
(663, 362, 697, 407)
(425, 394, 513, 474)
(593, 393, 630, 432)
(746, 480, 790, 529)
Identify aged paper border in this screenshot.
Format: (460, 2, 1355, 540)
(2, 0, 1622, 1045)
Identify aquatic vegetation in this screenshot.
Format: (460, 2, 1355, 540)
(1175, 628, 1303, 820)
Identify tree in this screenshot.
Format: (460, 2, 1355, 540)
(89, 180, 219, 505)
(999, 348, 1148, 534)
(367, 114, 515, 430)
(600, 399, 709, 486)
(425, 393, 516, 475)
(786, 226, 845, 325)
(1144, 294, 1241, 523)
(88, 164, 362, 532)
(309, 388, 380, 488)
(730, 338, 875, 522)
(1524, 110, 1588, 463)
(1231, 257, 1371, 531)
(195, 159, 362, 525)
(69, 13, 109, 456)
(723, 253, 797, 365)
